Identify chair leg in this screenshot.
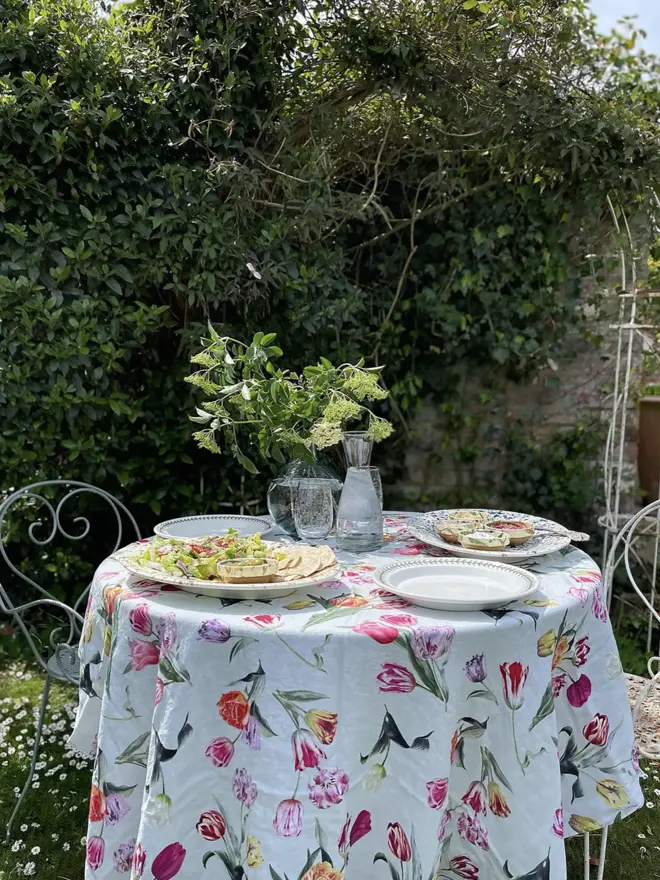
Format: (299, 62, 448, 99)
(5, 676, 51, 842)
(584, 831, 590, 879)
(596, 826, 609, 880)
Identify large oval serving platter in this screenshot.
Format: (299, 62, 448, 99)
(113, 542, 338, 600)
(375, 557, 538, 611)
(154, 514, 272, 540)
(409, 508, 571, 563)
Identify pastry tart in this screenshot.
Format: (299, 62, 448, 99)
(217, 557, 279, 583)
(447, 510, 490, 526)
(488, 519, 535, 546)
(435, 521, 472, 544)
(458, 529, 511, 551)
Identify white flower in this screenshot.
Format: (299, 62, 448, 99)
(23, 863, 35, 876)
(30, 847, 40, 855)
(20, 825, 28, 832)
(11, 841, 21, 853)
(647, 802, 655, 809)
(639, 833, 647, 839)
(63, 842, 71, 851)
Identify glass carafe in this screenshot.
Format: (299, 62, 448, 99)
(336, 466, 383, 553)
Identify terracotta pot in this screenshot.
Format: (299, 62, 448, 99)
(638, 396, 660, 502)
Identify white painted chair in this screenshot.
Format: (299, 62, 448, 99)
(0, 480, 140, 840)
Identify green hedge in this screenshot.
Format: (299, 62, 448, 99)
(1, 0, 659, 540)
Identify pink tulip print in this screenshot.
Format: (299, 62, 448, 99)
(86, 836, 105, 870)
(129, 639, 159, 672)
(308, 767, 350, 809)
(273, 798, 303, 837)
(129, 603, 152, 636)
(151, 842, 186, 880)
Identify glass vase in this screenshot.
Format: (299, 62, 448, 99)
(341, 431, 373, 468)
(336, 466, 383, 553)
(267, 460, 342, 538)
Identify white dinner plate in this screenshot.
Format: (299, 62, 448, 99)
(154, 514, 272, 540)
(113, 543, 338, 600)
(375, 557, 539, 611)
(408, 508, 571, 563)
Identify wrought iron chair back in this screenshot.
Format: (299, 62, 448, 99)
(0, 480, 140, 840)
(603, 498, 660, 761)
(0, 480, 140, 682)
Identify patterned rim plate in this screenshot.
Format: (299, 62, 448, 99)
(408, 508, 571, 563)
(153, 514, 272, 539)
(375, 557, 539, 611)
(113, 543, 339, 600)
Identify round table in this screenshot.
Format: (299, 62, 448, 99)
(70, 514, 642, 880)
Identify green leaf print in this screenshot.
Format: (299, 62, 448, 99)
(229, 636, 258, 662)
(115, 731, 150, 767)
(529, 682, 555, 731)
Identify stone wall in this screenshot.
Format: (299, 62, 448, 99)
(394, 290, 643, 510)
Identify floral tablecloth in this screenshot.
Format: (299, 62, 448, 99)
(70, 514, 642, 880)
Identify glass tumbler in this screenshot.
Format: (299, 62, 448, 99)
(292, 478, 334, 545)
(336, 466, 383, 553)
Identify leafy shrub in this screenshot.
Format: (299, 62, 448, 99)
(1, 0, 659, 538)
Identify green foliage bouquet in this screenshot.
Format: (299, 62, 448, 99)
(186, 328, 393, 472)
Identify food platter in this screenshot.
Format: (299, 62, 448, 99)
(408, 508, 571, 563)
(113, 539, 338, 600)
(154, 514, 272, 539)
(374, 557, 539, 611)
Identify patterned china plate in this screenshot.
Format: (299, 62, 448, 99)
(408, 508, 571, 563)
(113, 542, 339, 600)
(375, 557, 539, 611)
(153, 514, 272, 540)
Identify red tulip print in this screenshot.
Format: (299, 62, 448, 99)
(151, 842, 186, 880)
(132, 843, 146, 878)
(244, 614, 281, 630)
(351, 621, 399, 644)
(462, 781, 487, 815)
(583, 713, 609, 747)
(304, 709, 338, 744)
(338, 810, 372, 862)
(292, 728, 327, 771)
(196, 810, 226, 840)
(426, 777, 449, 810)
(205, 737, 234, 768)
(377, 662, 416, 694)
(387, 821, 412, 862)
(487, 782, 510, 818)
(574, 636, 590, 667)
(500, 661, 529, 710)
(450, 855, 479, 879)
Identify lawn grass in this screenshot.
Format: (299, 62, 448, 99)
(0, 665, 657, 879)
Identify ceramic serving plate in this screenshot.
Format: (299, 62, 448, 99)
(408, 508, 571, 563)
(154, 514, 272, 540)
(113, 543, 338, 600)
(374, 557, 539, 611)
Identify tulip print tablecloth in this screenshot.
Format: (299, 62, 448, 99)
(70, 514, 643, 880)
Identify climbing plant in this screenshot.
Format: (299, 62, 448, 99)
(0, 0, 659, 537)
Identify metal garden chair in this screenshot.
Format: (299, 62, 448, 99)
(0, 480, 140, 840)
(582, 498, 660, 879)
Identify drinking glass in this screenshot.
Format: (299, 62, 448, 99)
(336, 466, 383, 553)
(292, 479, 334, 544)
